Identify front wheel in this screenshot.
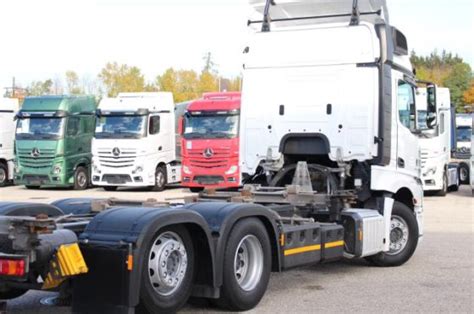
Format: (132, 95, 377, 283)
(216, 218, 272, 311)
(73, 167, 89, 190)
(0, 163, 8, 187)
(459, 164, 469, 184)
(150, 166, 167, 192)
(139, 225, 194, 313)
(366, 201, 419, 267)
(435, 171, 447, 196)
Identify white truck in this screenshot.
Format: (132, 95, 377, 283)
(416, 85, 458, 195)
(92, 92, 181, 191)
(454, 113, 472, 184)
(0, 98, 19, 187)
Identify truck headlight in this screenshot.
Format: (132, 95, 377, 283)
(225, 165, 238, 175)
(14, 163, 20, 174)
(426, 166, 437, 175)
(52, 164, 62, 175)
(183, 165, 191, 174)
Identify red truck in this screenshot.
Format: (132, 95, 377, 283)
(180, 92, 241, 192)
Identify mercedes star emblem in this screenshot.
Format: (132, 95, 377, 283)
(31, 147, 40, 158)
(112, 147, 121, 157)
(203, 148, 214, 158)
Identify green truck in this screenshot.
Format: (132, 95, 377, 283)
(14, 96, 96, 189)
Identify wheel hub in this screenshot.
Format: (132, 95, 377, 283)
(387, 215, 409, 255)
(0, 168, 6, 183)
(233, 235, 263, 291)
(148, 232, 187, 296)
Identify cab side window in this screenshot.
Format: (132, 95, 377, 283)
(397, 80, 416, 130)
(149, 116, 160, 135)
(67, 116, 80, 136)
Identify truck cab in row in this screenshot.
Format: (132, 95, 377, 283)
(14, 96, 96, 190)
(0, 98, 19, 187)
(180, 92, 241, 192)
(92, 92, 180, 191)
(416, 84, 458, 195)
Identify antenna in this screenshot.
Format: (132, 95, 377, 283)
(261, 0, 275, 32)
(349, 0, 360, 26)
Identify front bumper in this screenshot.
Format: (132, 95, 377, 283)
(14, 172, 69, 187)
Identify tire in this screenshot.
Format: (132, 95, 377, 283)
(448, 174, 459, 192)
(25, 185, 40, 190)
(73, 167, 89, 190)
(459, 164, 469, 185)
(150, 166, 167, 192)
(216, 218, 272, 311)
(366, 201, 419, 267)
(0, 288, 27, 300)
(435, 171, 447, 196)
(103, 186, 118, 191)
(139, 225, 194, 313)
(190, 187, 204, 193)
(0, 163, 8, 187)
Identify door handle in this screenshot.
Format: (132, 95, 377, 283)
(279, 105, 285, 115)
(158, 146, 162, 151)
(397, 157, 405, 168)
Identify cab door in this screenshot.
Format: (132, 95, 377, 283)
(396, 78, 420, 177)
(149, 114, 171, 157)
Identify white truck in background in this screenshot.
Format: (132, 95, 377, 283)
(416, 85, 458, 195)
(0, 98, 19, 187)
(92, 92, 181, 191)
(454, 113, 472, 184)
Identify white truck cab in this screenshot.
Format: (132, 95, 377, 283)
(0, 98, 19, 187)
(416, 86, 458, 195)
(241, 0, 424, 241)
(92, 92, 180, 191)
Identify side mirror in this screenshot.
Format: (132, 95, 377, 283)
(178, 116, 184, 135)
(426, 85, 437, 128)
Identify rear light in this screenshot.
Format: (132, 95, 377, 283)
(0, 259, 26, 276)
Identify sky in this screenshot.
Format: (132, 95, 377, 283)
(0, 0, 472, 92)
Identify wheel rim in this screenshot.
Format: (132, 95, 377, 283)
(387, 215, 409, 255)
(0, 168, 6, 184)
(460, 168, 468, 181)
(233, 234, 264, 291)
(148, 231, 187, 296)
(156, 171, 165, 188)
(77, 172, 87, 187)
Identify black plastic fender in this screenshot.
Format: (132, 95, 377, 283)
(182, 202, 282, 287)
(75, 206, 216, 311)
(50, 198, 101, 215)
(0, 202, 64, 217)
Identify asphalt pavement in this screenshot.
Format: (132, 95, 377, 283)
(0, 185, 472, 313)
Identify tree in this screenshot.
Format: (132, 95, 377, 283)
(462, 80, 474, 111)
(99, 62, 146, 97)
(202, 52, 217, 74)
(28, 79, 53, 96)
(65, 70, 83, 95)
(156, 68, 178, 93)
(199, 71, 218, 94)
(411, 50, 472, 112)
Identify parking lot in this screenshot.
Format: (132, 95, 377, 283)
(0, 185, 472, 313)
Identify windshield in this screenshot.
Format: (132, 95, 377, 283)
(457, 127, 472, 142)
(16, 118, 65, 140)
(95, 115, 147, 139)
(184, 114, 239, 139)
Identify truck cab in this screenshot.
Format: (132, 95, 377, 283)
(416, 85, 458, 195)
(0, 98, 19, 187)
(14, 96, 96, 190)
(453, 113, 472, 184)
(180, 92, 241, 192)
(92, 92, 180, 191)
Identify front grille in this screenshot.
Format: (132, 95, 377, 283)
(98, 148, 137, 168)
(22, 175, 50, 184)
(193, 175, 224, 184)
(188, 147, 232, 169)
(102, 174, 132, 184)
(420, 149, 429, 168)
(17, 148, 55, 169)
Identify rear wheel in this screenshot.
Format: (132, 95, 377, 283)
(0, 163, 8, 187)
(150, 166, 167, 192)
(73, 167, 89, 190)
(459, 164, 469, 184)
(103, 186, 118, 191)
(189, 187, 204, 193)
(366, 201, 418, 267)
(216, 218, 271, 311)
(139, 225, 194, 313)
